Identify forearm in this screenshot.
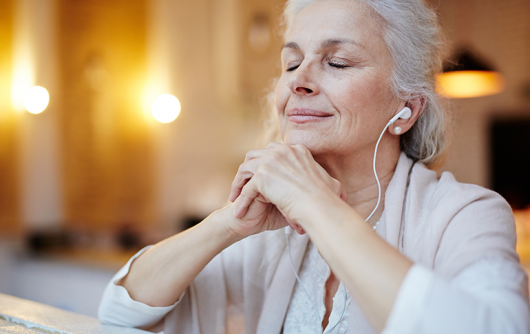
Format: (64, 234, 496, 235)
(302, 196, 412, 332)
(120, 208, 242, 307)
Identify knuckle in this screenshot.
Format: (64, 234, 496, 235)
(293, 144, 307, 152)
(281, 145, 297, 157)
(254, 166, 271, 183)
(278, 144, 290, 153)
(331, 178, 341, 191)
(237, 163, 247, 174)
(244, 151, 254, 161)
(253, 165, 263, 177)
(270, 151, 282, 162)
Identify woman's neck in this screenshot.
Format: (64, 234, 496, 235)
(314, 142, 401, 225)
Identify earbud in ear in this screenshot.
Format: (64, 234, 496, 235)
(387, 107, 412, 125)
(398, 107, 412, 120)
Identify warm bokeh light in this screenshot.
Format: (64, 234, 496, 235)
(436, 71, 505, 99)
(151, 94, 181, 123)
(514, 209, 530, 263)
(24, 86, 50, 114)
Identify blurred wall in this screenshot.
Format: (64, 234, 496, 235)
(432, 0, 530, 187)
(0, 0, 285, 236)
(0, 0, 20, 235)
(1, 0, 530, 237)
(15, 0, 63, 230)
(2, 0, 63, 234)
(57, 0, 155, 233)
(149, 0, 285, 229)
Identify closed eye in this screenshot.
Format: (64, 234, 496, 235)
(328, 62, 347, 69)
(286, 64, 300, 71)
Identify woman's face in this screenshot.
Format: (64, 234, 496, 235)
(275, 0, 398, 158)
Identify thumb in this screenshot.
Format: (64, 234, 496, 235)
(340, 190, 348, 202)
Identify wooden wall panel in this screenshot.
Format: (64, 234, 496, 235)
(239, 0, 285, 101)
(57, 0, 155, 233)
(0, 0, 21, 235)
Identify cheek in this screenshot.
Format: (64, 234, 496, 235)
(328, 74, 389, 116)
(324, 75, 393, 139)
(274, 78, 289, 114)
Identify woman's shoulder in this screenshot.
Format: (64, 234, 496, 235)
(407, 163, 518, 277)
(410, 162, 512, 218)
(392, 153, 510, 219)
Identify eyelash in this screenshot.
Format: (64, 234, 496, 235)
(286, 64, 299, 71)
(285, 61, 347, 72)
(328, 62, 347, 69)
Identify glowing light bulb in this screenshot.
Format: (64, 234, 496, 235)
(24, 86, 49, 114)
(436, 71, 505, 99)
(151, 94, 181, 123)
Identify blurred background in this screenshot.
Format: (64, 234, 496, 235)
(0, 0, 529, 318)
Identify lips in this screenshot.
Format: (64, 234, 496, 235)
(287, 108, 333, 123)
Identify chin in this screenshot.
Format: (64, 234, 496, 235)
(283, 132, 329, 155)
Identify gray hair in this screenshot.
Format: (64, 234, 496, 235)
(263, 0, 447, 166)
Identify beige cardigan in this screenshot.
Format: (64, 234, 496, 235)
(162, 153, 526, 334)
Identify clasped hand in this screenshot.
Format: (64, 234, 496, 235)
(227, 142, 347, 238)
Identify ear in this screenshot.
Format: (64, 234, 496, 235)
(389, 95, 426, 135)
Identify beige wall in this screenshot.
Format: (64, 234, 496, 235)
(0, 0, 284, 234)
(2, 0, 530, 235)
(432, 0, 530, 188)
(148, 0, 285, 229)
(56, 0, 157, 233)
(0, 0, 21, 235)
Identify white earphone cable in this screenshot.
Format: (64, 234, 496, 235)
(285, 111, 402, 332)
(365, 122, 391, 224)
(286, 231, 321, 320)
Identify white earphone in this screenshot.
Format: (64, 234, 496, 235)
(285, 105, 413, 333)
(388, 106, 412, 125)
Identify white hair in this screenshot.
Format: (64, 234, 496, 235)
(263, 0, 448, 166)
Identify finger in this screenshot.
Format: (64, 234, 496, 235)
(328, 177, 347, 201)
(230, 148, 276, 202)
(290, 144, 313, 162)
(292, 223, 306, 235)
(266, 142, 282, 149)
(233, 177, 261, 218)
(289, 146, 344, 203)
(230, 172, 251, 202)
(232, 143, 290, 202)
(244, 148, 271, 162)
(230, 158, 265, 202)
(285, 218, 306, 235)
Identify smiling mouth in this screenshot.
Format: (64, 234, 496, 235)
(287, 109, 333, 123)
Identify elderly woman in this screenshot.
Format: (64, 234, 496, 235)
(98, 0, 529, 333)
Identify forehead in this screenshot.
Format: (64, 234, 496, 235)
(284, 0, 389, 57)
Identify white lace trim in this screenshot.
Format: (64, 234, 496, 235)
(284, 242, 351, 334)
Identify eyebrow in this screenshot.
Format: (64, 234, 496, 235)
(281, 38, 364, 51)
(282, 41, 300, 50)
(321, 38, 364, 49)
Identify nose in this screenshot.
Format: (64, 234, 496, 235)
(287, 63, 319, 96)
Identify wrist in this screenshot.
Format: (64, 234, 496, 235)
(299, 192, 360, 235)
(207, 206, 246, 246)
